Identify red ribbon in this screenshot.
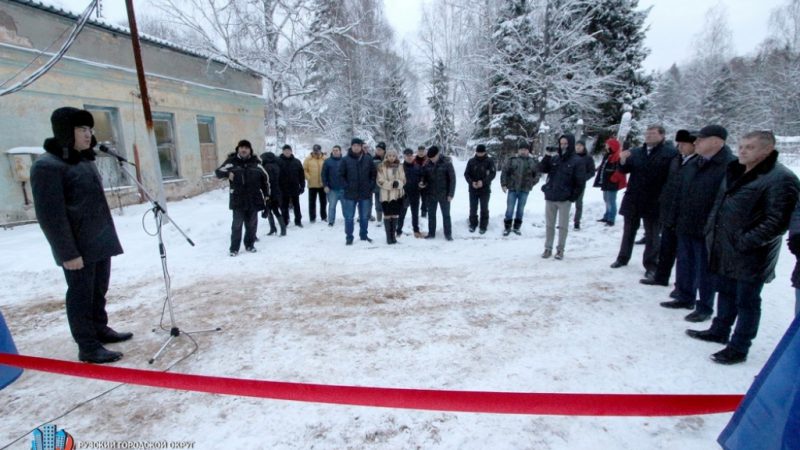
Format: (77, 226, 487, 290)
(0, 353, 742, 416)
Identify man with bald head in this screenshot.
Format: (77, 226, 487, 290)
(687, 130, 800, 364)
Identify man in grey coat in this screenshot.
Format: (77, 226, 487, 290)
(30, 107, 132, 364)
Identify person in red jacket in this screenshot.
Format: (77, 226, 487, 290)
(592, 137, 627, 226)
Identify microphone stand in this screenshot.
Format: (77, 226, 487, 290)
(108, 151, 220, 364)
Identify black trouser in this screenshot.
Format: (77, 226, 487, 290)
(653, 226, 678, 284)
(574, 189, 586, 224)
(231, 209, 258, 251)
(420, 191, 429, 216)
(63, 258, 112, 351)
(266, 199, 283, 232)
(427, 196, 452, 238)
(398, 191, 420, 233)
(468, 190, 491, 230)
(308, 187, 327, 222)
(617, 214, 661, 272)
(280, 194, 302, 225)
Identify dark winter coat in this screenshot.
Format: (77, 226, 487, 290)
(657, 153, 694, 230)
(675, 146, 736, 237)
(705, 151, 800, 283)
(215, 153, 270, 211)
(540, 134, 586, 202)
(321, 155, 346, 191)
(277, 154, 305, 197)
(576, 152, 596, 182)
(403, 160, 422, 195)
(464, 155, 497, 193)
(618, 140, 678, 219)
(30, 138, 124, 266)
(260, 152, 282, 202)
(339, 149, 377, 201)
(500, 155, 539, 192)
(421, 156, 457, 200)
(789, 200, 800, 287)
(593, 139, 627, 192)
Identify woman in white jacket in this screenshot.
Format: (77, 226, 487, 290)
(376, 149, 406, 244)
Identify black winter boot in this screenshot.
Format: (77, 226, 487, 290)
(279, 220, 287, 236)
(384, 220, 393, 244)
(512, 218, 522, 235)
(503, 219, 512, 236)
(389, 218, 398, 244)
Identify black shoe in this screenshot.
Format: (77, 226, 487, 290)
(635, 237, 646, 245)
(512, 229, 522, 235)
(346, 238, 354, 246)
(605, 222, 615, 227)
(295, 222, 303, 228)
(79, 346, 123, 364)
(686, 329, 728, 344)
(229, 251, 238, 257)
(685, 311, 711, 322)
(445, 236, 453, 241)
(640, 277, 669, 286)
(597, 218, 608, 223)
(245, 247, 257, 253)
(99, 329, 133, 344)
(711, 347, 747, 365)
(503, 229, 511, 236)
(310, 219, 316, 223)
(361, 237, 373, 243)
(643, 270, 656, 279)
(660, 299, 695, 309)
(328, 222, 334, 227)
(574, 223, 580, 230)
(469, 226, 476, 233)
(425, 235, 436, 239)
(479, 229, 487, 235)
(267, 229, 277, 236)
(554, 250, 564, 260)
(669, 289, 679, 299)
(610, 260, 626, 268)
(542, 249, 552, 259)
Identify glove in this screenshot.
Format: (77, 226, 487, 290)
(324, 186, 330, 194)
(261, 210, 268, 219)
(789, 234, 800, 256)
(392, 180, 400, 189)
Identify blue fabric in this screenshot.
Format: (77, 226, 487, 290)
(505, 190, 529, 221)
(719, 314, 800, 449)
(0, 310, 23, 390)
(342, 198, 372, 240)
(603, 190, 618, 223)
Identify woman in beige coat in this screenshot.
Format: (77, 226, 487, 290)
(376, 149, 406, 244)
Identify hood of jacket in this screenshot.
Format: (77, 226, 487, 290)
(559, 133, 576, 158)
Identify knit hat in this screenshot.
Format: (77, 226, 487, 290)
(351, 137, 364, 146)
(518, 141, 531, 150)
(475, 144, 487, 153)
(237, 139, 252, 149)
(403, 148, 414, 155)
(376, 142, 386, 150)
(282, 144, 292, 151)
(312, 144, 322, 152)
(427, 146, 440, 158)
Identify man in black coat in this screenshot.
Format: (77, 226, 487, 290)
(688, 130, 800, 364)
(572, 139, 596, 230)
(421, 146, 456, 240)
(665, 126, 736, 322)
(277, 144, 306, 227)
(216, 140, 270, 255)
(398, 148, 423, 238)
(464, 144, 497, 234)
(611, 125, 678, 277)
(339, 138, 377, 245)
(259, 152, 286, 236)
(540, 134, 586, 259)
(30, 107, 131, 364)
(643, 130, 697, 291)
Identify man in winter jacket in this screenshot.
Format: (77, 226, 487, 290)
(687, 130, 800, 364)
(277, 144, 305, 227)
(259, 151, 286, 236)
(664, 126, 735, 324)
(322, 145, 345, 226)
(540, 134, 586, 260)
(465, 144, 497, 234)
(339, 138, 377, 245)
(421, 146, 456, 240)
(611, 125, 677, 277)
(215, 140, 270, 256)
(30, 107, 131, 364)
(642, 130, 696, 291)
(398, 148, 423, 237)
(416, 145, 429, 218)
(304, 144, 327, 223)
(573, 140, 596, 230)
(501, 142, 540, 236)
(788, 200, 800, 317)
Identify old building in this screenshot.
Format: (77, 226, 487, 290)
(0, 0, 265, 223)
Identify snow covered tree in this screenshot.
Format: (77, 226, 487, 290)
(382, 70, 411, 149)
(428, 59, 457, 154)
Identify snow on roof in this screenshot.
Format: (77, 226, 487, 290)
(7, 0, 263, 78)
(5, 146, 45, 154)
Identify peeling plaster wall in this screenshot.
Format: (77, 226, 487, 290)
(0, 1, 266, 223)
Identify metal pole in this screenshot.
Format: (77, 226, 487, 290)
(124, 0, 167, 209)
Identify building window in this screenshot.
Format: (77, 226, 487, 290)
(153, 112, 179, 179)
(85, 106, 128, 188)
(197, 116, 217, 175)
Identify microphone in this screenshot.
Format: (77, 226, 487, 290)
(98, 143, 133, 165)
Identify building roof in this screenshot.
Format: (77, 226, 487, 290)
(6, 0, 263, 79)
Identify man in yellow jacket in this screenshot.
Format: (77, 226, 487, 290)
(304, 144, 327, 223)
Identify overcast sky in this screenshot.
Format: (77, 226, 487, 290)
(56, 0, 787, 72)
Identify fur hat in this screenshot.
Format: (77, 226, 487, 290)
(475, 144, 487, 153)
(237, 139, 252, 150)
(376, 142, 386, 150)
(50, 107, 94, 150)
(675, 129, 696, 143)
(351, 137, 364, 146)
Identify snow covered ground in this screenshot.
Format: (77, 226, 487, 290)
(1, 158, 797, 449)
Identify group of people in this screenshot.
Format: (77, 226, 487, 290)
(28, 106, 800, 367)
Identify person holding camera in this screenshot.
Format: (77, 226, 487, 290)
(540, 134, 586, 260)
(215, 140, 270, 256)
